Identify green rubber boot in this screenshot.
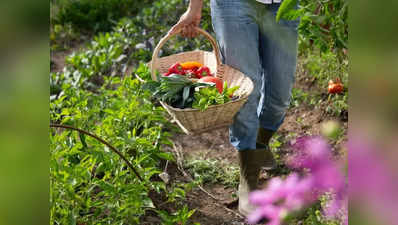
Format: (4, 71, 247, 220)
(257, 128, 277, 170)
(238, 149, 268, 216)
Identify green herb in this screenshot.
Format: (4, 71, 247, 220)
(222, 81, 240, 98)
(143, 74, 213, 109)
(192, 81, 240, 111)
(192, 87, 225, 111)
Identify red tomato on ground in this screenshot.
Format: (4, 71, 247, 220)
(198, 76, 223, 93)
(328, 79, 344, 94)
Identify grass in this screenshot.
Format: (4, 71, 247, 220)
(184, 156, 240, 188)
(293, 48, 348, 118)
(287, 194, 341, 225)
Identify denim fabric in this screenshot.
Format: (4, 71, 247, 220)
(210, 0, 299, 151)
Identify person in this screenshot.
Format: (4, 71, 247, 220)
(170, 0, 299, 216)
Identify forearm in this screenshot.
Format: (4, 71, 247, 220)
(188, 0, 203, 13)
(170, 0, 203, 36)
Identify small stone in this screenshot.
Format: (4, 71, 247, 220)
(159, 172, 170, 184)
(135, 43, 146, 49)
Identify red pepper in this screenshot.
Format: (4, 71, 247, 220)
(168, 63, 185, 75)
(163, 71, 172, 76)
(195, 66, 211, 78)
(185, 69, 197, 79)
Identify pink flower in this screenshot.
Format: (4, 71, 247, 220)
(348, 136, 398, 225)
(247, 205, 282, 225)
(288, 136, 332, 170)
(248, 136, 347, 225)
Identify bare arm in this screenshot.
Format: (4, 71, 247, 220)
(169, 0, 203, 37)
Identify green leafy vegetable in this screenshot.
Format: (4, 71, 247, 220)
(143, 74, 213, 109)
(222, 81, 240, 97)
(192, 87, 225, 111)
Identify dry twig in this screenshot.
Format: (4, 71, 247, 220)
(170, 142, 244, 219)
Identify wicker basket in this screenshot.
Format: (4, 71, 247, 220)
(150, 27, 254, 135)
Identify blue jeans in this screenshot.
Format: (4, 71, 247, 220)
(210, 0, 299, 151)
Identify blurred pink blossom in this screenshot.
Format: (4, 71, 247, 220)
(248, 136, 347, 225)
(349, 136, 398, 225)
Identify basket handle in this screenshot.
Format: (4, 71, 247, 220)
(150, 27, 221, 81)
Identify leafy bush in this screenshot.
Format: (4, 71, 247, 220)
(50, 75, 179, 224)
(51, 0, 153, 32)
(50, 1, 218, 222)
(301, 50, 348, 88)
(278, 0, 348, 55)
(300, 50, 348, 117)
(50, 0, 214, 91)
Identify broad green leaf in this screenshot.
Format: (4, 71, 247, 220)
(79, 133, 88, 149)
(276, 0, 298, 22)
(156, 152, 174, 161)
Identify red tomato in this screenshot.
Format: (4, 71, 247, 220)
(198, 76, 223, 93)
(328, 79, 344, 94)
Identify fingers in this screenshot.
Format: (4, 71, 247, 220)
(181, 24, 198, 38)
(191, 27, 199, 37)
(181, 26, 189, 37)
(169, 23, 182, 35)
(170, 22, 198, 38)
(170, 11, 201, 37)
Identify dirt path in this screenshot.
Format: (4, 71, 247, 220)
(50, 42, 86, 73)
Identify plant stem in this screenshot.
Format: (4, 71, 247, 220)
(50, 123, 144, 182)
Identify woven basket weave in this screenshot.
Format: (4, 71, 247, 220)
(150, 27, 254, 134)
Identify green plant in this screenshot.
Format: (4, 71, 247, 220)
(53, 0, 214, 91)
(287, 195, 341, 225)
(298, 50, 348, 117)
(290, 87, 310, 108)
(52, 0, 153, 32)
(184, 157, 239, 188)
(326, 93, 348, 117)
(50, 75, 201, 224)
(50, 23, 82, 51)
(157, 206, 197, 225)
(49, 5, 219, 222)
(192, 82, 239, 111)
(192, 87, 225, 111)
(278, 0, 348, 56)
(301, 50, 348, 88)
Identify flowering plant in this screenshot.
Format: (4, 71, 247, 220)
(248, 136, 347, 225)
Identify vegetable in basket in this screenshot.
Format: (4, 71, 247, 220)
(162, 61, 214, 79)
(143, 73, 240, 110)
(195, 66, 212, 78)
(168, 63, 185, 75)
(144, 74, 211, 109)
(181, 61, 203, 70)
(197, 76, 223, 93)
(192, 81, 240, 111)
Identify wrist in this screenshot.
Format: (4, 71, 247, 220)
(188, 0, 203, 15)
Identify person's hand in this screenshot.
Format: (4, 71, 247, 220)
(169, 0, 203, 38)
